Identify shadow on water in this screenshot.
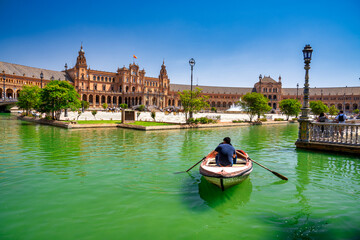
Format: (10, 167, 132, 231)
(181, 172, 253, 213)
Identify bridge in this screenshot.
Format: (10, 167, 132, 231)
(296, 122, 360, 154)
(0, 99, 18, 112)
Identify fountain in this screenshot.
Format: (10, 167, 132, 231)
(226, 101, 244, 112)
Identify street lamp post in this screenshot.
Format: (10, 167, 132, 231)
(2, 71, 6, 101)
(40, 72, 44, 89)
(296, 83, 299, 100)
(189, 58, 195, 119)
(296, 44, 313, 144)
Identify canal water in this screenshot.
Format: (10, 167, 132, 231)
(0, 114, 359, 240)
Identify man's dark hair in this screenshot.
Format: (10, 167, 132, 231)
(223, 137, 231, 144)
(340, 110, 344, 114)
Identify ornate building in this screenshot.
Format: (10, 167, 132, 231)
(0, 45, 359, 113)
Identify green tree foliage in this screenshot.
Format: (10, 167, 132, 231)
(353, 109, 359, 114)
(81, 100, 90, 112)
(178, 87, 210, 122)
(119, 103, 128, 109)
(91, 110, 97, 119)
(16, 85, 41, 115)
(137, 105, 145, 111)
(37, 80, 81, 120)
(239, 92, 271, 122)
(151, 110, 156, 121)
(279, 99, 302, 120)
(310, 101, 329, 116)
(329, 105, 339, 116)
(102, 103, 108, 110)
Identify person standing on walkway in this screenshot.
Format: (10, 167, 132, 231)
(335, 111, 347, 123)
(214, 137, 237, 167)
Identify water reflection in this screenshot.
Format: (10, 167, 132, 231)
(181, 171, 253, 213)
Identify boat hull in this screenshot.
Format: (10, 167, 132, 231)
(204, 174, 250, 189)
(199, 149, 253, 190)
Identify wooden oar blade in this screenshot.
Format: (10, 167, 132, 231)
(271, 171, 288, 181)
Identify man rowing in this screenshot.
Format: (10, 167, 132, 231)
(214, 137, 237, 167)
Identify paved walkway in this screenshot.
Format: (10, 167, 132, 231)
(59, 111, 296, 123)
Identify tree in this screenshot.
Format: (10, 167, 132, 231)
(151, 110, 156, 121)
(329, 105, 339, 115)
(137, 105, 145, 111)
(16, 85, 41, 115)
(91, 110, 97, 119)
(37, 80, 81, 120)
(178, 87, 210, 122)
(353, 109, 359, 114)
(329, 105, 339, 116)
(239, 92, 271, 122)
(81, 100, 90, 112)
(119, 103, 128, 109)
(310, 101, 329, 116)
(102, 103, 108, 110)
(279, 99, 302, 120)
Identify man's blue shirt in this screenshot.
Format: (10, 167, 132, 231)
(215, 143, 236, 166)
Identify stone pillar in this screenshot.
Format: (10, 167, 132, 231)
(297, 56, 311, 143)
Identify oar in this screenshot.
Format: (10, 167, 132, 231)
(174, 156, 206, 174)
(236, 150, 288, 181)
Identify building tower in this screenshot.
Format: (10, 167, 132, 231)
(159, 60, 169, 108)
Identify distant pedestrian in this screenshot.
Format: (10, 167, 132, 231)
(317, 112, 328, 123)
(335, 111, 347, 123)
(317, 112, 328, 132)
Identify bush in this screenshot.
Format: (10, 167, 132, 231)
(137, 105, 145, 111)
(353, 109, 359, 114)
(274, 118, 285, 121)
(119, 103, 128, 109)
(102, 103, 108, 110)
(211, 107, 217, 112)
(259, 118, 267, 122)
(232, 120, 244, 123)
(188, 117, 216, 124)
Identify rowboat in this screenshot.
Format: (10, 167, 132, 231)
(199, 150, 253, 191)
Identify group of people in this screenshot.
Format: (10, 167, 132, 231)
(317, 111, 348, 123)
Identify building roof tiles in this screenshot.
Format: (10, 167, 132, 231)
(0, 61, 71, 81)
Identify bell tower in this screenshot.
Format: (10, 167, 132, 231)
(73, 44, 88, 90)
(76, 44, 87, 68)
(159, 60, 169, 92)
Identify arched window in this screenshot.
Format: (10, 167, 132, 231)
(126, 86, 129, 92)
(105, 77, 108, 82)
(132, 87, 136, 92)
(93, 76, 96, 80)
(97, 76, 100, 81)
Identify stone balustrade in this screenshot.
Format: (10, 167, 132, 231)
(310, 122, 360, 145)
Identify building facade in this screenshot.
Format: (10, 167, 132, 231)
(1, 46, 359, 113)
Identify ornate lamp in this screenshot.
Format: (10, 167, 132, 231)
(40, 71, 44, 89)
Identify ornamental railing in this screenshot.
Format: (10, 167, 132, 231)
(310, 122, 360, 145)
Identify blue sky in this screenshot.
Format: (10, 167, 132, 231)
(0, 0, 359, 88)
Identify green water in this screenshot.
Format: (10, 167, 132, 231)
(0, 114, 359, 240)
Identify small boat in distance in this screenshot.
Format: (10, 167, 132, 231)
(199, 150, 253, 191)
